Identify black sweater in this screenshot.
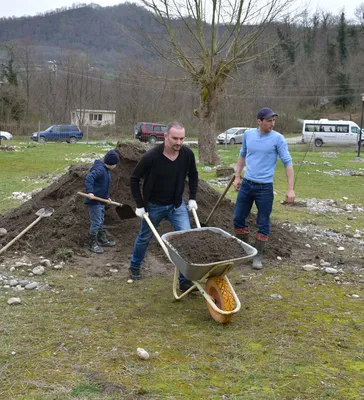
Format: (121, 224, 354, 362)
(130, 144, 198, 209)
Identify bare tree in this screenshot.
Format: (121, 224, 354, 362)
(136, 0, 293, 163)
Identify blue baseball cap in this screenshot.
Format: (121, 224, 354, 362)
(257, 108, 278, 120)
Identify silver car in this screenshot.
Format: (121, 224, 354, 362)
(217, 127, 250, 145)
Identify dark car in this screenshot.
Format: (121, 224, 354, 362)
(134, 122, 167, 144)
(30, 124, 83, 143)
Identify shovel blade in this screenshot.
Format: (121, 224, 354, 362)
(35, 207, 54, 217)
(115, 205, 136, 220)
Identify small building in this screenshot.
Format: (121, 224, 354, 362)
(71, 109, 116, 127)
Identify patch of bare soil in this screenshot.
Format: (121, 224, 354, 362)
(0, 145, 15, 151)
(0, 140, 352, 275)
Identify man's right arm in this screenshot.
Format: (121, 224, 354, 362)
(234, 156, 245, 191)
(130, 159, 146, 208)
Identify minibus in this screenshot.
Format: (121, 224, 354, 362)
(301, 119, 362, 147)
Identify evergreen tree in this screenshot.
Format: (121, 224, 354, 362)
(337, 12, 348, 65)
(334, 72, 354, 109)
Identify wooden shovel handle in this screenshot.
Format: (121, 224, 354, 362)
(77, 192, 122, 207)
(205, 174, 235, 225)
(0, 216, 43, 255)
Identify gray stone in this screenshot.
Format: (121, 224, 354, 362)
(25, 282, 38, 290)
(32, 266, 45, 275)
(39, 259, 51, 267)
(7, 297, 21, 305)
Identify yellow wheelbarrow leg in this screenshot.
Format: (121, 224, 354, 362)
(172, 267, 205, 300)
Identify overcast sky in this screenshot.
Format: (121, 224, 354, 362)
(0, 0, 361, 20)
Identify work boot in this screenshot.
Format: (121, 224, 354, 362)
(129, 267, 141, 280)
(252, 237, 267, 270)
(236, 233, 249, 243)
(97, 229, 116, 247)
(179, 280, 198, 293)
(89, 234, 104, 253)
(234, 228, 250, 244)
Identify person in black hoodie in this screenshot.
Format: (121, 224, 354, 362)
(84, 150, 120, 253)
(130, 121, 198, 292)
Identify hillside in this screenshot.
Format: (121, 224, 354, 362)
(0, 3, 159, 68)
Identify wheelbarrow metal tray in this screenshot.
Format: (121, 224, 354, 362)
(161, 227, 257, 281)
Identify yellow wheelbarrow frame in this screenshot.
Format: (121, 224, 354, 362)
(142, 209, 257, 323)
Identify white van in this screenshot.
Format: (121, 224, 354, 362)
(301, 119, 362, 147)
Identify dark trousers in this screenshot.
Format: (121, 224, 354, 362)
(233, 179, 274, 237)
(88, 204, 105, 235)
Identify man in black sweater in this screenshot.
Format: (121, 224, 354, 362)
(129, 121, 198, 292)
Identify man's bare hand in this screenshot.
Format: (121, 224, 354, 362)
(233, 177, 242, 191)
(285, 189, 295, 204)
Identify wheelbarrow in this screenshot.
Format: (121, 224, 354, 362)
(142, 208, 257, 324)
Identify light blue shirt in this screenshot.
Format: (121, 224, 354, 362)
(239, 128, 292, 183)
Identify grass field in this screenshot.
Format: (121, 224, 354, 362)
(0, 138, 363, 399)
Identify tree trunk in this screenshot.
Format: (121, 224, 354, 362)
(196, 85, 223, 165)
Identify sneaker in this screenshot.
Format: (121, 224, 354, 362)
(89, 235, 104, 253)
(129, 268, 141, 281)
(97, 230, 116, 247)
(179, 280, 198, 293)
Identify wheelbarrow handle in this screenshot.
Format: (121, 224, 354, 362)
(77, 192, 122, 206)
(191, 208, 201, 228)
(142, 213, 172, 262)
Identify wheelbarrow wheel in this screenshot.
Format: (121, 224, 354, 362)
(205, 277, 234, 324)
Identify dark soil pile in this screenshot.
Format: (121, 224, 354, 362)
(166, 230, 251, 264)
(0, 140, 323, 271)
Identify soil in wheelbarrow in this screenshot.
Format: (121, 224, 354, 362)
(167, 230, 248, 264)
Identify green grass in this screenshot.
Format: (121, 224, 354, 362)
(1, 267, 363, 399)
(1, 140, 363, 399)
(0, 138, 114, 213)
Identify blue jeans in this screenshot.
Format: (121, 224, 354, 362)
(233, 179, 274, 237)
(88, 204, 105, 235)
(130, 201, 191, 284)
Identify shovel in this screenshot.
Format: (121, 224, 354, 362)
(77, 192, 136, 220)
(201, 174, 235, 227)
(0, 207, 54, 255)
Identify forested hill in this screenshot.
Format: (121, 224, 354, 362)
(0, 3, 159, 67)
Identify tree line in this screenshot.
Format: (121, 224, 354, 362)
(0, 2, 363, 160)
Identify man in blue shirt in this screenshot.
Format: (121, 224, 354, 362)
(233, 108, 295, 269)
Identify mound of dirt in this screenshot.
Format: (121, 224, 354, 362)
(0, 141, 319, 270)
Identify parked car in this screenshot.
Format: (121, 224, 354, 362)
(217, 127, 250, 144)
(30, 124, 83, 143)
(134, 122, 167, 144)
(0, 131, 13, 140)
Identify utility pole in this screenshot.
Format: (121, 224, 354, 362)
(357, 93, 364, 158)
(48, 60, 58, 123)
